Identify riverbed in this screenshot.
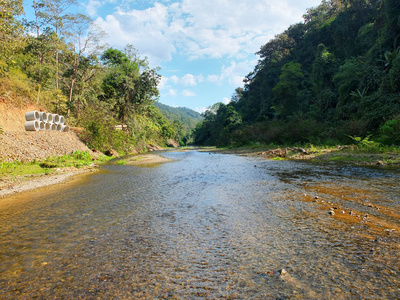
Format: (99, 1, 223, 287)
(0, 150, 399, 299)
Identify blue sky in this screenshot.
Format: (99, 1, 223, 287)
(25, 0, 323, 112)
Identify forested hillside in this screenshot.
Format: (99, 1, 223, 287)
(194, 0, 400, 147)
(0, 0, 184, 153)
(154, 102, 202, 145)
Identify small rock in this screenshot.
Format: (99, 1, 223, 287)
(328, 210, 335, 215)
(279, 269, 288, 276)
(341, 210, 346, 214)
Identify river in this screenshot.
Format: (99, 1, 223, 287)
(0, 150, 399, 299)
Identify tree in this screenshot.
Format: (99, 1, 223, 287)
(310, 43, 338, 116)
(25, 0, 55, 103)
(44, 0, 78, 89)
(101, 48, 139, 127)
(100, 47, 161, 130)
(0, 0, 25, 74)
(272, 62, 304, 117)
(63, 14, 105, 115)
(24, 30, 57, 100)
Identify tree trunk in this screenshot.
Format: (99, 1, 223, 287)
(36, 84, 41, 104)
(67, 78, 75, 116)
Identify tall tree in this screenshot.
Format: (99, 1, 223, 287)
(26, 0, 53, 103)
(100, 47, 161, 129)
(0, 0, 25, 74)
(45, 0, 77, 89)
(100, 48, 140, 129)
(63, 14, 105, 115)
(272, 62, 304, 117)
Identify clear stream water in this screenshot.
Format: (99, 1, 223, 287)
(0, 150, 399, 299)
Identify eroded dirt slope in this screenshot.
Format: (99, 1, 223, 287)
(0, 103, 91, 162)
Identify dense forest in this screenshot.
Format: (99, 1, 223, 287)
(194, 0, 400, 147)
(0, 0, 191, 153)
(154, 102, 203, 146)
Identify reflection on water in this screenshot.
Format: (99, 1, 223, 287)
(0, 151, 399, 299)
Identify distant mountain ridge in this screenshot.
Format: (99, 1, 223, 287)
(154, 102, 202, 134)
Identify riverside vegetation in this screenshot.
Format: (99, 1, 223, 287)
(0, 0, 200, 157)
(193, 0, 400, 160)
(2, 0, 400, 171)
(0, 151, 108, 178)
(0, 0, 202, 194)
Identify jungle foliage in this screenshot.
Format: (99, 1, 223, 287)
(154, 102, 203, 145)
(193, 0, 400, 147)
(0, 0, 184, 153)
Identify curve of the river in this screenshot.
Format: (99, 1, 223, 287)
(0, 150, 399, 299)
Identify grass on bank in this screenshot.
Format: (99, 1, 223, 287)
(0, 151, 112, 178)
(209, 137, 400, 165)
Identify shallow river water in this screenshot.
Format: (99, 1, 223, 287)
(0, 150, 399, 299)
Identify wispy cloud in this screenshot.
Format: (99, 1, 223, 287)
(181, 90, 196, 97)
(161, 73, 204, 88)
(207, 60, 257, 86)
(195, 107, 207, 114)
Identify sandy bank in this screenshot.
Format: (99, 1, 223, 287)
(120, 153, 174, 166)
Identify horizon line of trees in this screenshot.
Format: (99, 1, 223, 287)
(1, 0, 191, 152)
(193, 0, 400, 147)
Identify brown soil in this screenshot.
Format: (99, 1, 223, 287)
(0, 102, 46, 132)
(0, 102, 93, 162)
(0, 102, 99, 198)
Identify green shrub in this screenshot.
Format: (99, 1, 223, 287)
(348, 135, 380, 150)
(79, 104, 135, 154)
(379, 118, 400, 145)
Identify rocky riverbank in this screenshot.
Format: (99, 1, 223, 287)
(203, 146, 400, 166)
(0, 130, 94, 162)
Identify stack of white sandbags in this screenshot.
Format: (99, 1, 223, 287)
(25, 111, 70, 132)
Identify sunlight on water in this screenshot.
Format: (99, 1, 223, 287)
(0, 151, 399, 299)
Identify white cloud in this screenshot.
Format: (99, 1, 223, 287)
(181, 90, 196, 97)
(168, 89, 178, 96)
(181, 74, 197, 86)
(86, 0, 119, 18)
(86, 0, 103, 17)
(195, 107, 207, 114)
(169, 75, 179, 84)
(207, 59, 257, 87)
(159, 73, 204, 89)
(158, 76, 168, 89)
(207, 74, 221, 85)
(94, 2, 176, 65)
(94, 0, 322, 64)
(223, 97, 231, 105)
